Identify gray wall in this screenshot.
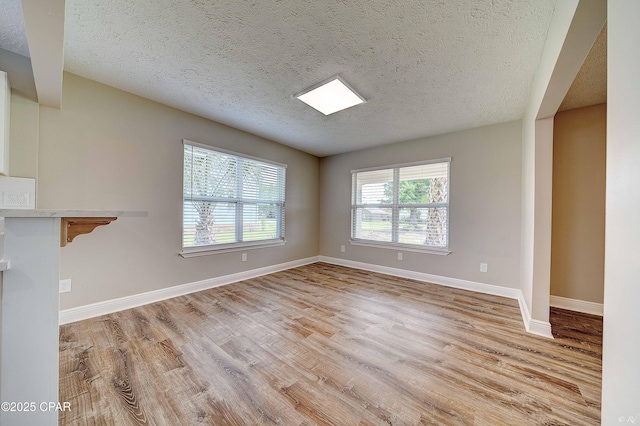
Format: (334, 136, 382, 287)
(319, 120, 522, 289)
(9, 92, 39, 179)
(17, 74, 523, 310)
(35, 73, 320, 310)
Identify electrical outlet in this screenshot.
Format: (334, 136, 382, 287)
(340, 245, 345, 253)
(480, 263, 488, 273)
(59, 279, 72, 293)
(242, 253, 247, 262)
(397, 252, 403, 261)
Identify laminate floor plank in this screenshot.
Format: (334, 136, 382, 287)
(60, 263, 602, 425)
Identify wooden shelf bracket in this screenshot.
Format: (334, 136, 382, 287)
(60, 217, 118, 247)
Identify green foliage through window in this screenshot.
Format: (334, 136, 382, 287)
(352, 160, 450, 249)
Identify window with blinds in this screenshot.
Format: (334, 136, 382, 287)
(182, 141, 286, 253)
(351, 158, 450, 252)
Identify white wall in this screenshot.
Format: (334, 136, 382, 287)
(35, 73, 320, 310)
(601, 1, 640, 422)
(319, 120, 522, 289)
(520, 0, 579, 329)
(520, 0, 605, 333)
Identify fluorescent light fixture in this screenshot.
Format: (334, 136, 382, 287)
(296, 75, 366, 115)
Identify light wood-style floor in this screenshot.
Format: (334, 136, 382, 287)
(59, 263, 602, 425)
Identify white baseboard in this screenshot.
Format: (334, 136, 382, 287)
(59, 256, 320, 325)
(319, 256, 554, 339)
(550, 295, 603, 316)
(61, 254, 555, 340)
(528, 319, 554, 338)
(515, 292, 554, 338)
(319, 255, 521, 299)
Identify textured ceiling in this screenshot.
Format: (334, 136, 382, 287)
(0, 0, 30, 57)
(1, 1, 558, 156)
(0, 0, 605, 156)
(62, 0, 558, 157)
(559, 22, 607, 111)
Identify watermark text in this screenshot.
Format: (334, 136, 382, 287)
(1, 401, 71, 412)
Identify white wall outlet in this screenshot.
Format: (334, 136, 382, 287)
(480, 263, 488, 273)
(397, 252, 403, 261)
(340, 245, 345, 253)
(59, 279, 72, 293)
(241, 252, 247, 262)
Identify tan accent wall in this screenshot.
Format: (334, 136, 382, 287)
(551, 103, 606, 304)
(36, 73, 320, 310)
(319, 120, 522, 289)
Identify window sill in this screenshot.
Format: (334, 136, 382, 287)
(180, 239, 286, 258)
(349, 240, 451, 256)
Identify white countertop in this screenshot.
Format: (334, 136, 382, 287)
(0, 209, 148, 218)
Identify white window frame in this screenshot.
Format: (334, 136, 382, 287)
(350, 158, 451, 255)
(181, 140, 286, 257)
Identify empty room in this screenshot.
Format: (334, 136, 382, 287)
(0, 0, 638, 425)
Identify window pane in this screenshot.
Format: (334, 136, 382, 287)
(241, 160, 284, 202)
(242, 203, 282, 242)
(353, 207, 393, 242)
(355, 169, 394, 204)
(399, 163, 448, 203)
(186, 146, 237, 199)
(183, 201, 236, 247)
(351, 160, 449, 250)
(396, 177, 430, 204)
(183, 145, 193, 196)
(398, 207, 448, 247)
(183, 142, 286, 250)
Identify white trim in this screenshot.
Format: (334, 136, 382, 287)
(351, 157, 452, 174)
(528, 319, 554, 338)
(550, 295, 603, 316)
(351, 160, 451, 251)
(515, 292, 554, 338)
(59, 256, 320, 325)
(180, 240, 286, 257)
(349, 240, 451, 256)
(183, 139, 287, 168)
(182, 142, 286, 253)
(60, 255, 555, 339)
(319, 256, 554, 338)
(516, 292, 532, 332)
(319, 256, 521, 299)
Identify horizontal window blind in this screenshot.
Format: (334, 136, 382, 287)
(183, 142, 285, 250)
(351, 159, 450, 250)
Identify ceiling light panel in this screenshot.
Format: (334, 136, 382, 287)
(296, 76, 366, 115)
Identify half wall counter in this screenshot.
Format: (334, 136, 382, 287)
(0, 209, 146, 425)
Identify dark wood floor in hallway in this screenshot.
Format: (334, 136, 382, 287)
(59, 263, 602, 425)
